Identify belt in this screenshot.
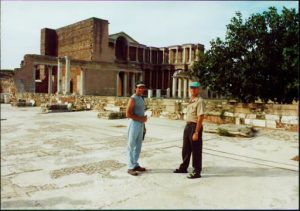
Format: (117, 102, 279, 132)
(186, 121, 196, 125)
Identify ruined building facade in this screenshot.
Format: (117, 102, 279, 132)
(14, 17, 211, 98)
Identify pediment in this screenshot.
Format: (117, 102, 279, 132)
(109, 32, 139, 44)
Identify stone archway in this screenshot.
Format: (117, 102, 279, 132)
(115, 36, 128, 61)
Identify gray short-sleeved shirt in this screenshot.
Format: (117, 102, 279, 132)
(186, 97, 205, 123)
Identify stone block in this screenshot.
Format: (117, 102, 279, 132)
(246, 114, 256, 119)
(281, 116, 298, 124)
(266, 120, 277, 129)
(166, 105, 176, 113)
(252, 119, 266, 127)
(224, 112, 234, 117)
(265, 114, 280, 121)
(104, 106, 120, 112)
(236, 113, 246, 119)
(235, 117, 240, 125)
(244, 118, 253, 125)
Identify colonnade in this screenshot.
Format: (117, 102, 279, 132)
(172, 77, 191, 99)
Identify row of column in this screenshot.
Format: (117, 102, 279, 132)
(117, 71, 143, 97)
(172, 77, 192, 99)
(127, 45, 198, 65)
(47, 56, 85, 95)
(169, 46, 197, 64)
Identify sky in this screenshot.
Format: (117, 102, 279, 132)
(1, 0, 298, 69)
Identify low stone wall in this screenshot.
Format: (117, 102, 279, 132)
(12, 93, 299, 131)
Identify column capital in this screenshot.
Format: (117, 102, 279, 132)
(65, 56, 71, 60)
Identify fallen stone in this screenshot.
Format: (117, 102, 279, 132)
(204, 123, 257, 137)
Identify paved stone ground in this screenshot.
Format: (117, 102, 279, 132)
(1, 104, 299, 209)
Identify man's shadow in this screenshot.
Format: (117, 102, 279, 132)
(146, 166, 297, 177)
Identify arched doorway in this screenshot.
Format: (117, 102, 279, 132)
(115, 36, 128, 61)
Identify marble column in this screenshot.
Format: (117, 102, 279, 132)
(57, 58, 63, 94)
(175, 48, 178, 64)
(127, 45, 130, 61)
(32, 65, 37, 92)
(178, 78, 182, 98)
(183, 78, 187, 98)
(80, 68, 85, 95)
(195, 47, 199, 61)
(48, 66, 53, 94)
(189, 46, 192, 63)
(188, 79, 192, 97)
(116, 72, 120, 97)
(123, 72, 128, 97)
(183, 48, 186, 64)
(149, 70, 152, 89)
(65, 56, 71, 94)
(162, 49, 165, 64)
(168, 50, 171, 64)
(172, 77, 177, 98)
(131, 73, 136, 94)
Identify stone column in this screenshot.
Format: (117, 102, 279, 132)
(156, 70, 159, 89)
(116, 72, 120, 97)
(149, 70, 152, 89)
(157, 50, 159, 64)
(161, 70, 165, 91)
(168, 69, 171, 88)
(123, 72, 128, 97)
(139, 73, 143, 81)
(183, 48, 186, 63)
(172, 77, 177, 98)
(127, 45, 130, 61)
(131, 73, 136, 94)
(143, 48, 145, 63)
(150, 48, 152, 64)
(32, 65, 37, 92)
(188, 79, 192, 97)
(189, 46, 192, 63)
(136, 47, 139, 62)
(195, 47, 199, 61)
(178, 78, 182, 98)
(175, 48, 178, 64)
(57, 58, 63, 94)
(48, 66, 53, 94)
(162, 49, 165, 64)
(65, 56, 71, 94)
(80, 68, 85, 95)
(183, 78, 187, 98)
(168, 49, 171, 64)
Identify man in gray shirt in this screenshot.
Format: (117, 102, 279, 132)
(174, 81, 205, 179)
(126, 81, 147, 176)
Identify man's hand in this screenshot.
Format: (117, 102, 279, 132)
(192, 132, 198, 141)
(141, 116, 147, 123)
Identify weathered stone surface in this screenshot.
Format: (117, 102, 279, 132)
(12, 92, 299, 131)
(204, 123, 257, 137)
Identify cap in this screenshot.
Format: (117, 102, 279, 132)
(189, 81, 201, 88)
(135, 81, 146, 88)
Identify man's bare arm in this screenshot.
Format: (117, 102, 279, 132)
(126, 98, 147, 123)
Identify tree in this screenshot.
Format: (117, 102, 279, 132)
(190, 7, 299, 103)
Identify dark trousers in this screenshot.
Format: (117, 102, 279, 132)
(179, 123, 203, 173)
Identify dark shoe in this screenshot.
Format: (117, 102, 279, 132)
(128, 169, 139, 176)
(133, 166, 146, 172)
(187, 172, 201, 179)
(173, 168, 188, 173)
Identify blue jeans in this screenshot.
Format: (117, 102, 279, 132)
(127, 120, 144, 169)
